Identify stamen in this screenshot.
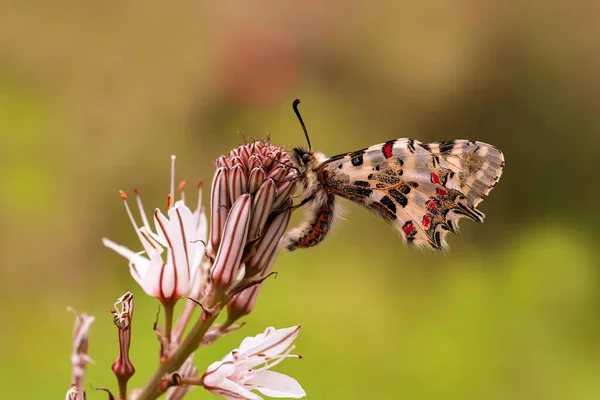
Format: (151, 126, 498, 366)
(170, 155, 176, 208)
(248, 344, 299, 375)
(120, 191, 139, 232)
(179, 180, 186, 202)
(120, 191, 152, 252)
(134, 188, 151, 231)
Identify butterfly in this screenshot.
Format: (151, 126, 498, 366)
(282, 99, 505, 251)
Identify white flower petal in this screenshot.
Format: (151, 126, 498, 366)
(204, 360, 236, 379)
(204, 362, 262, 400)
(239, 326, 300, 359)
(251, 371, 306, 399)
(169, 202, 198, 278)
(213, 380, 263, 400)
(155, 207, 191, 297)
(102, 238, 151, 286)
(138, 255, 165, 297)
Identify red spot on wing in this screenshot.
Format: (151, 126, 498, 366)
(403, 223, 414, 236)
(383, 143, 393, 159)
(431, 172, 440, 184)
(427, 200, 438, 209)
(437, 188, 447, 196)
(422, 215, 431, 229)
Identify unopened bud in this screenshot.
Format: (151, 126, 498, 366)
(246, 207, 292, 277)
(110, 292, 135, 396)
(208, 167, 229, 257)
(210, 194, 252, 291)
(67, 307, 95, 393)
(227, 284, 262, 322)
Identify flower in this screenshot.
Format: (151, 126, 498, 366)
(205, 140, 295, 310)
(201, 326, 305, 400)
(102, 156, 208, 306)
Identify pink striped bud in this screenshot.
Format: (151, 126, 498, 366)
(210, 194, 252, 290)
(206, 139, 296, 314)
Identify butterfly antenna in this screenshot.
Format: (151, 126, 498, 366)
(292, 99, 311, 152)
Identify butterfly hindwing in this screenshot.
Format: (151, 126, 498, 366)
(319, 139, 504, 250)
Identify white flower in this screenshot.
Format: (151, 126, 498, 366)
(103, 156, 208, 305)
(202, 326, 305, 400)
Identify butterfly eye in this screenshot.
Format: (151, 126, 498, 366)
(302, 153, 313, 163)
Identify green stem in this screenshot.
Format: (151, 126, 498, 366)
(135, 308, 221, 400)
(164, 304, 174, 348)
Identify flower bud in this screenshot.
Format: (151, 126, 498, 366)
(210, 194, 252, 291)
(67, 307, 94, 393)
(111, 292, 135, 393)
(206, 139, 296, 312)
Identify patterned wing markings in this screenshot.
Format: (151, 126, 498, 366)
(320, 139, 504, 250)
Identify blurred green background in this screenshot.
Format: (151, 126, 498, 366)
(1, 1, 599, 399)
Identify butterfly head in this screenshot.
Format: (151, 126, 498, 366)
(291, 147, 316, 171)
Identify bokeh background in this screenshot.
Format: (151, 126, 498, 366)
(1, 1, 599, 399)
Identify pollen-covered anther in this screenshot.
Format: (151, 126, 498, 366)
(119, 190, 127, 200)
(178, 180, 186, 191)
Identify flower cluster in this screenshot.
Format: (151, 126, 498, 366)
(67, 140, 305, 400)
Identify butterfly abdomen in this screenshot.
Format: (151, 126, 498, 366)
(284, 192, 336, 251)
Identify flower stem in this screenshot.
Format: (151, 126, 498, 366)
(164, 304, 174, 349)
(135, 308, 221, 400)
(117, 376, 129, 400)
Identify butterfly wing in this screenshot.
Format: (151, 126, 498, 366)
(320, 139, 504, 250)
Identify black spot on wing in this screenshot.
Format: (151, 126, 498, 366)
(354, 180, 370, 187)
(388, 188, 408, 207)
(351, 152, 364, 166)
(407, 139, 415, 153)
(398, 183, 411, 195)
(326, 153, 346, 163)
(438, 140, 455, 153)
(369, 201, 397, 220)
(346, 148, 366, 167)
(433, 231, 442, 249)
(345, 186, 373, 198)
(419, 142, 431, 152)
(380, 195, 397, 214)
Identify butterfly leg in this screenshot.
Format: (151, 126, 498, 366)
(275, 193, 315, 213)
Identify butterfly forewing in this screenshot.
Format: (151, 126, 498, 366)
(318, 139, 504, 250)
